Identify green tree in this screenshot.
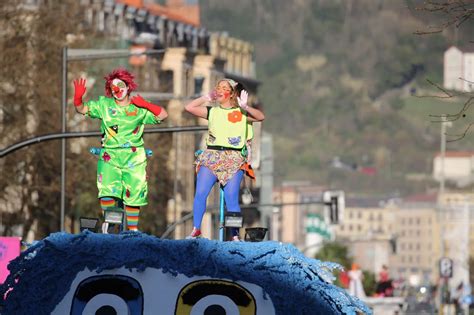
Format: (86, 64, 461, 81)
(362, 270, 377, 297)
(315, 241, 353, 269)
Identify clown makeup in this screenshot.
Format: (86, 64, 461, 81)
(215, 81, 233, 101)
(111, 78, 128, 101)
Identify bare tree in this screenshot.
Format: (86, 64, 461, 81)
(414, 1, 474, 141)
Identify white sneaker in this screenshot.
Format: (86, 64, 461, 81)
(101, 222, 109, 234)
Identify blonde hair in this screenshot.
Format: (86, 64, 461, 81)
(215, 79, 240, 107)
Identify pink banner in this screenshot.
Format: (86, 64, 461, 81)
(0, 237, 21, 284)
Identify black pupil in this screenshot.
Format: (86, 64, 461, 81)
(95, 305, 117, 315)
(204, 305, 226, 315)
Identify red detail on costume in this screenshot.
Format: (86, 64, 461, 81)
(131, 146, 137, 152)
(126, 189, 131, 198)
(102, 152, 111, 162)
(228, 110, 243, 123)
(126, 109, 138, 116)
(240, 163, 256, 180)
(73, 78, 87, 107)
(104, 68, 138, 97)
(131, 95, 162, 116)
(132, 126, 140, 134)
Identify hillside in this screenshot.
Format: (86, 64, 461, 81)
(200, 0, 474, 195)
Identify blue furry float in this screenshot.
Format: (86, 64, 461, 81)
(0, 232, 371, 314)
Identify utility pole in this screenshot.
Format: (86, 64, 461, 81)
(440, 116, 446, 196)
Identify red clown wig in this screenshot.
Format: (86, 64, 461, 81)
(104, 68, 138, 97)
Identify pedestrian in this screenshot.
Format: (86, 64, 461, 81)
(184, 78, 265, 241)
(375, 265, 393, 297)
(72, 68, 168, 231)
(348, 263, 366, 299)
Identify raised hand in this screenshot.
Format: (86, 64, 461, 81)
(73, 78, 87, 107)
(131, 94, 163, 116)
(204, 90, 218, 102)
(237, 90, 249, 110)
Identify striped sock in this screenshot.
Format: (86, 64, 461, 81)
(125, 205, 140, 231)
(100, 197, 117, 214)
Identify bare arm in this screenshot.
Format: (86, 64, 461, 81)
(156, 107, 168, 121)
(185, 95, 209, 119)
(246, 106, 265, 122)
(75, 103, 89, 115)
(237, 90, 264, 122)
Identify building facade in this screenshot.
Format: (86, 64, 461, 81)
(433, 151, 474, 188)
(444, 46, 474, 92)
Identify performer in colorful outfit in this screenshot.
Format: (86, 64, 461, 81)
(73, 68, 168, 231)
(185, 79, 265, 240)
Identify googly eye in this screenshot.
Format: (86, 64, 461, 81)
(70, 275, 143, 315)
(175, 279, 256, 315)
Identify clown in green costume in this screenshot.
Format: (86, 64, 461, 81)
(73, 68, 168, 231)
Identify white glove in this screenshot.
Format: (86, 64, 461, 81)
(204, 90, 218, 102)
(237, 90, 249, 110)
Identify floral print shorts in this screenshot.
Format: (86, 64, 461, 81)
(195, 149, 246, 185)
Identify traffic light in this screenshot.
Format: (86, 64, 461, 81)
(389, 237, 397, 254)
(323, 191, 345, 225)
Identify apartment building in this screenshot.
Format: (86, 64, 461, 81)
(437, 192, 474, 289)
(334, 194, 442, 285)
(272, 183, 329, 254)
(389, 194, 441, 286)
(444, 46, 474, 92)
(433, 151, 474, 188)
(334, 197, 395, 275)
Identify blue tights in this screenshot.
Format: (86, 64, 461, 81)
(193, 166, 244, 236)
